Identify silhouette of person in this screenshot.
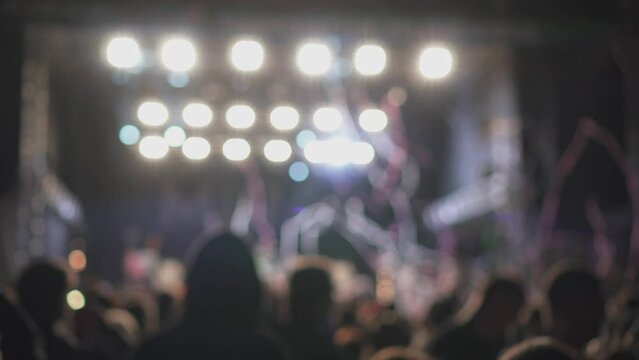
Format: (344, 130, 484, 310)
(543, 266, 605, 350)
(499, 337, 583, 360)
(427, 277, 525, 360)
(283, 264, 342, 360)
(133, 232, 290, 360)
(0, 290, 45, 360)
(16, 261, 95, 360)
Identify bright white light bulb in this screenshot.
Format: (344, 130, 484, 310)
(106, 36, 142, 69)
(418, 46, 454, 80)
(313, 107, 342, 132)
(66, 290, 86, 310)
(225, 104, 256, 129)
(296, 42, 332, 76)
(139, 135, 169, 160)
(230, 39, 264, 72)
(270, 106, 300, 131)
(160, 37, 197, 72)
(182, 103, 213, 128)
(181, 137, 211, 160)
(223, 138, 251, 161)
(263, 140, 293, 163)
(350, 142, 375, 165)
(358, 108, 388, 133)
(137, 101, 169, 127)
(354, 44, 387, 76)
(164, 126, 186, 147)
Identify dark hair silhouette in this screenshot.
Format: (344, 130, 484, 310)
(184, 232, 261, 330)
(499, 337, 583, 360)
(16, 261, 69, 332)
(289, 266, 332, 324)
(544, 266, 605, 349)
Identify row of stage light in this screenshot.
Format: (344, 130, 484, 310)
(105, 35, 454, 79)
(129, 100, 388, 132)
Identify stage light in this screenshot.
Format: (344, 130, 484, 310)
(164, 126, 186, 147)
(324, 137, 351, 166)
(230, 39, 264, 72)
(223, 138, 251, 161)
(350, 142, 375, 165)
(68, 250, 86, 272)
(225, 104, 256, 129)
(137, 101, 169, 127)
(66, 290, 86, 310)
(296, 130, 317, 149)
(263, 140, 292, 163)
(182, 137, 211, 160)
(358, 108, 388, 133)
(160, 37, 197, 72)
(106, 36, 142, 69)
(313, 107, 343, 132)
(304, 137, 350, 166)
(418, 46, 453, 80)
(139, 135, 169, 160)
(119, 124, 141, 145)
(182, 102, 213, 128)
(289, 162, 310, 182)
(354, 44, 387, 76)
(296, 42, 332, 76)
(270, 106, 300, 131)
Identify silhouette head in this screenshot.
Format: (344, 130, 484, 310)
(16, 261, 69, 331)
(459, 277, 525, 338)
(499, 337, 583, 360)
(544, 266, 604, 349)
(184, 232, 260, 330)
(289, 265, 332, 324)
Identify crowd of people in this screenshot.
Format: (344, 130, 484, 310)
(1, 232, 638, 360)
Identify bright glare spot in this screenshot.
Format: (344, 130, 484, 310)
(313, 107, 343, 132)
(270, 106, 300, 131)
(354, 44, 387, 76)
(418, 46, 454, 80)
(358, 108, 388, 133)
(119, 125, 140, 145)
(139, 135, 169, 160)
(181, 137, 211, 160)
(263, 140, 292, 163)
(296, 130, 317, 149)
(137, 101, 169, 127)
(160, 37, 197, 72)
(350, 142, 375, 165)
(66, 290, 86, 310)
(182, 103, 213, 128)
(225, 104, 256, 129)
(296, 42, 332, 76)
(223, 138, 251, 161)
(230, 39, 264, 72)
(164, 126, 187, 147)
(106, 36, 142, 69)
(304, 137, 351, 166)
(289, 162, 310, 182)
(68, 250, 87, 272)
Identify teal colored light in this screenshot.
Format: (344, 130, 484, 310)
(289, 161, 310, 182)
(119, 125, 141, 145)
(295, 130, 317, 149)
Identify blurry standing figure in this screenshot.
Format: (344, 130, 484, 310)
(284, 264, 342, 360)
(133, 232, 290, 360)
(16, 261, 94, 360)
(543, 266, 605, 351)
(427, 277, 525, 360)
